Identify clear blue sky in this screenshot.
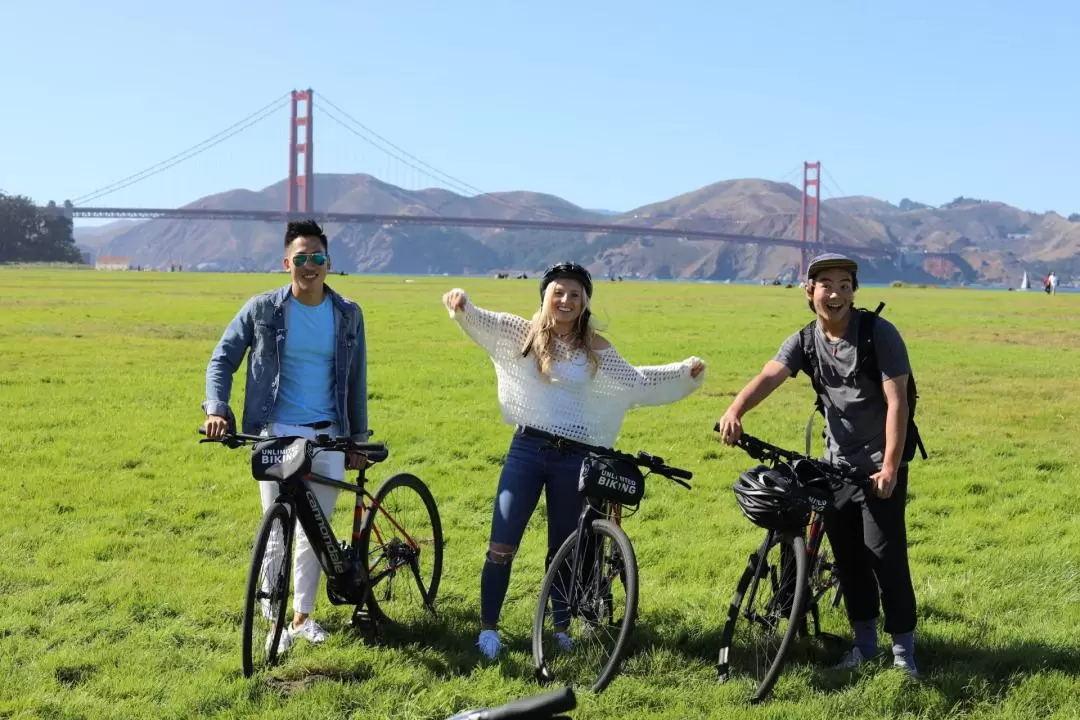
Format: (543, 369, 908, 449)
(4, 0, 1078, 225)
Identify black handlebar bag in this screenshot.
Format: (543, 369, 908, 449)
(250, 436, 312, 482)
(578, 453, 646, 505)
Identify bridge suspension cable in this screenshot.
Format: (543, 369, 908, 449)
(316, 94, 486, 197)
(315, 93, 568, 222)
(71, 92, 292, 206)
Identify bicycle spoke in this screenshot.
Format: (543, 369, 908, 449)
(359, 474, 443, 625)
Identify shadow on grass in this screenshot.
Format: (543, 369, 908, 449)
(803, 602, 1080, 705)
(325, 600, 545, 683)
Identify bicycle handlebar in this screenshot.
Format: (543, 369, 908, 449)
(448, 685, 576, 720)
(197, 427, 390, 463)
(537, 431, 693, 490)
(632, 450, 693, 488)
(713, 423, 871, 487)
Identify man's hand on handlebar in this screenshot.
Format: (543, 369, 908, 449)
(715, 413, 743, 446)
(346, 451, 372, 471)
(204, 415, 230, 439)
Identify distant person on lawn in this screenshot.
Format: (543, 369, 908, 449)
(202, 219, 370, 656)
(716, 253, 923, 679)
(442, 262, 707, 660)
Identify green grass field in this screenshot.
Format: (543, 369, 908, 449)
(1, 267, 1078, 720)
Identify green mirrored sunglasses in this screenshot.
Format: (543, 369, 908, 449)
(292, 252, 327, 267)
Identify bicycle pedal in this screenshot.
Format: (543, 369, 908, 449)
(348, 609, 380, 633)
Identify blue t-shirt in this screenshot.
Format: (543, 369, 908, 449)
(270, 296, 338, 426)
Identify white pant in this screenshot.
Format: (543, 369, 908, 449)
(259, 422, 345, 615)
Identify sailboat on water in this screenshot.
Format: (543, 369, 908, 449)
(1020, 271, 1030, 291)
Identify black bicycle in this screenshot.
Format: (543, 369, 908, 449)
(199, 427, 444, 677)
(528, 428, 693, 694)
(714, 428, 869, 703)
(447, 686, 576, 720)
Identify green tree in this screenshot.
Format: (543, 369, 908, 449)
(0, 192, 84, 263)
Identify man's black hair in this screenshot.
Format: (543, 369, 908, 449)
(284, 219, 328, 251)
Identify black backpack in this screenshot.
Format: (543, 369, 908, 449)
(798, 302, 927, 462)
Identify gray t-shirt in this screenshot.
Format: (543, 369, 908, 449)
(774, 311, 911, 472)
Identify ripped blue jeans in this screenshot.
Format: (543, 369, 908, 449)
(481, 430, 588, 627)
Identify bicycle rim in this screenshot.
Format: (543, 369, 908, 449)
(358, 472, 443, 625)
(532, 519, 639, 694)
(241, 503, 293, 678)
(716, 532, 809, 703)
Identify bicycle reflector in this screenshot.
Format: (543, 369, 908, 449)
(251, 436, 312, 482)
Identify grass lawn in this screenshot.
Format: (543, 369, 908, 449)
(1, 267, 1077, 719)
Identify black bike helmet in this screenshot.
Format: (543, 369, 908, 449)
(540, 262, 593, 300)
(733, 464, 816, 532)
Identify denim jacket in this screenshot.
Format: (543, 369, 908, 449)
(202, 284, 368, 439)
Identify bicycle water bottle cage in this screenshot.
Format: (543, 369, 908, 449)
(250, 436, 312, 482)
(578, 454, 646, 506)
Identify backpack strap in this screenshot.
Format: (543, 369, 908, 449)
(799, 319, 828, 456)
(853, 302, 885, 382)
(856, 302, 928, 461)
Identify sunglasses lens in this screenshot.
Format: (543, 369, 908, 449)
(293, 253, 327, 267)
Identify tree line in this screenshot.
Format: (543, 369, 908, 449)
(0, 192, 85, 264)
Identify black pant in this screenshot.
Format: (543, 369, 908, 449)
(824, 466, 916, 635)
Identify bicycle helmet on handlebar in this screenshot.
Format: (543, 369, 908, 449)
(732, 464, 824, 532)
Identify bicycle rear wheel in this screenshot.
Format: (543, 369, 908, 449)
(358, 472, 443, 625)
(242, 502, 294, 678)
(716, 530, 808, 704)
(532, 518, 638, 694)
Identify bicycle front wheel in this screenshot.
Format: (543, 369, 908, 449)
(532, 518, 639, 694)
(358, 472, 443, 625)
(241, 502, 294, 678)
(716, 530, 808, 704)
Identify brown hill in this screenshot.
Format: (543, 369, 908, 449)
(90, 174, 1077, 284)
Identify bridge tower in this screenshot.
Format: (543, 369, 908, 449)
(799, 161, 822, 279)
(288, 89, 315, 214)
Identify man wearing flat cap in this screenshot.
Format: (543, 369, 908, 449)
(717, 253, 923, 679)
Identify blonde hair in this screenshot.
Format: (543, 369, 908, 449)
(521, 282, 601, 379)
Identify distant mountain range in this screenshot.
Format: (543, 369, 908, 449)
(75, 174, 1079, 284)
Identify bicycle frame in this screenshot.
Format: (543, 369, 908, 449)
(558, 496, 614, 614)
(268, 462, 422, 598)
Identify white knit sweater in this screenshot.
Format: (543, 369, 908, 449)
(448, 292, 706, 447)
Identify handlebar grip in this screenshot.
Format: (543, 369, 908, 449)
(667, 466, 693, 481)
(480, 686, 576, 720)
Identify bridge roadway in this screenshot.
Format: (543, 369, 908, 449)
(49, 205, 900, 259)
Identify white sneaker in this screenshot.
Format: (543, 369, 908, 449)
(477, 629, 502, 659)
(290, 618, 329, 644)
(265, 624, 294, 656)
(832, 646, 871, 670)
(893, 654, 922, 679)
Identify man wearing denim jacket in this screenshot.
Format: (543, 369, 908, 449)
(202, 219, 368, 656)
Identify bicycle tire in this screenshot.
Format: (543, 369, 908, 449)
(716, 531, 808, 704)
(241, 502, 293, 678)
(532, 518, 639, 694)
(358, 472, 444, 624)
